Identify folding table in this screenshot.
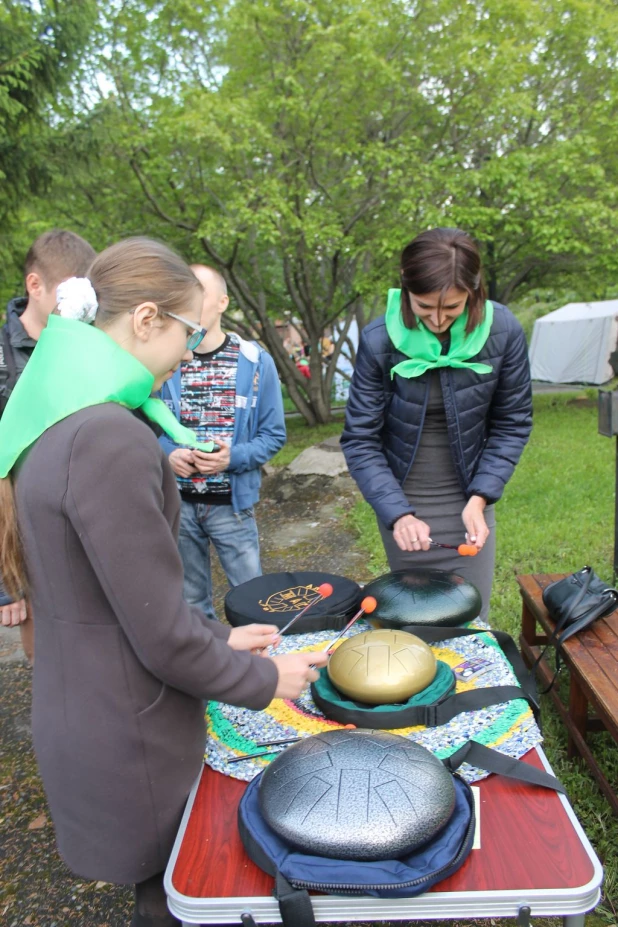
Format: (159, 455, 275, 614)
(164, 746, 603, 926)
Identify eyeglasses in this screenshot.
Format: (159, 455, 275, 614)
(164, 311, 207, 351)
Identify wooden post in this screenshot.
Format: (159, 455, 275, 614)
(614, 436, 618, 585)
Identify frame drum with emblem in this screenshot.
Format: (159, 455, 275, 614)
(224, 571, 362, 633)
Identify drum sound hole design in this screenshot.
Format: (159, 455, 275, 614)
(364, 569, 482, 628)
(258, 730, 456, 860)
(327, 630, 437, 704)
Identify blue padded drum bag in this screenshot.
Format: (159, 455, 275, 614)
(238, 731, 475, 902)
(237, 732, 565, 927)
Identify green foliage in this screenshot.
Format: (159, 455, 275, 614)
(0, 0, 96, 306)
(5, 0, 618, 419)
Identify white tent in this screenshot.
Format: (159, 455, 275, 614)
(529, 299, 618, 384)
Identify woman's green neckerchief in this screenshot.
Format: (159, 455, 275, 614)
(0, 314, 214, 478)
(385, 288, 494, 379)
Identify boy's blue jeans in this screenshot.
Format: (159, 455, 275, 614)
(178, 500, 261, 622)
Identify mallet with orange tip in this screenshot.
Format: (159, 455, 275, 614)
(277, 582, 334, 636)
(429, 540, 478, 557)
(321, 595, 378, 654)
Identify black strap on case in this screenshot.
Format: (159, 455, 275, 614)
(275, 872, 317, 927)
(311, 681, 532, 730)
(444, 740, 566, 794)
(403, 623, 541, 716)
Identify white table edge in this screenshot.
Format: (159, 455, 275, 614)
(164, 746, 604, 925)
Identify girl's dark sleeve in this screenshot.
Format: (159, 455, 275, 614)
(65, 413, 278, 709)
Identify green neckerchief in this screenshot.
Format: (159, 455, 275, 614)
(385, 288, 494, 379)
(0, 314, 214, 478)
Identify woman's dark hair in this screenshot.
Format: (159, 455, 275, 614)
(399, 228, 487, 333)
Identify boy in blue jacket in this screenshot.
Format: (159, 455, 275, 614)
(158, 264, 286, 621)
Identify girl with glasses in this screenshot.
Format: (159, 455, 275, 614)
(0, 237, 325, 927)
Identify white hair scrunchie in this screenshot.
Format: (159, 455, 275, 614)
(56, 277, 98, 323)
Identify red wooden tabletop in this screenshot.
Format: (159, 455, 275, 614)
(171, 749, 595, 900)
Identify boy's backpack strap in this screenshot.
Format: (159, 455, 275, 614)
(445, 740, 567, 794)
(275, 873, 316, 927)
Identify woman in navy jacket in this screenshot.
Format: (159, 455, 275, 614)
(341, 228, 532, 620)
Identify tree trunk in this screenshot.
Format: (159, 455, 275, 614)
(485, 240, 498, 301)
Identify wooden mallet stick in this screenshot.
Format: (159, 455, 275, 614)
(320, 596, 378, 654)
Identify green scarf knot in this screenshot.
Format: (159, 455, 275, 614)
(0, 315, 215, 478)
(385, 288, 494, 379)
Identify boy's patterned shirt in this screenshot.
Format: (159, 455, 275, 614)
(176, 333, 240, 496)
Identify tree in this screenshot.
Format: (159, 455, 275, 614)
(30, 0, 618, 421)
(76, 0, 433, 423)
(404, 0, 618, 303)
(0, 0, 96, 305)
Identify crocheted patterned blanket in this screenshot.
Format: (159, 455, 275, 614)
(205, 620, 542, 784)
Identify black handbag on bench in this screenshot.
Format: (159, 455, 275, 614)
(533, 566, 618, 690)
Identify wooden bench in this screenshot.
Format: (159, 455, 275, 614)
(517, 573, 618, 817)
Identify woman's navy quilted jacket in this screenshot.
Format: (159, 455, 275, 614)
(340, 303, 532, 529)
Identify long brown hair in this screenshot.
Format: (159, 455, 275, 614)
(0, 237, 202, 600)
(90, 237, 202, 328)
(0, 478, 29, 599)
(399, 228, 487, 333)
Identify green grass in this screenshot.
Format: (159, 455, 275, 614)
(280, 383, 347, 414)
(348, 392, 618, 922)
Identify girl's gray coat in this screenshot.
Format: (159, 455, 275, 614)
(15, 403, 278, 884)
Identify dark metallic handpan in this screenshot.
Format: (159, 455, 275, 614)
(364, 569, 482, 628)
(327, 629, 437, 704)
(259, 729, 456, 860)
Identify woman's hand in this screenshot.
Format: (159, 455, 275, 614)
(392, 514, 431, 552)
(461, 495, 490, 550)
(228, 623, 281, 654)
(270, 651, 329, 700)
(0, 597, 27, 626)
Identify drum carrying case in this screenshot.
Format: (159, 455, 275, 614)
(363, 568, 482, 628)
(237, 730, 565, 927)
(311, 623, 541, 729)
(224, 571, 362, 633)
